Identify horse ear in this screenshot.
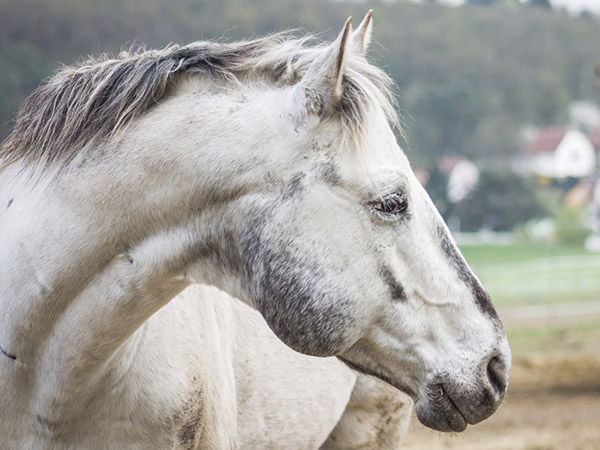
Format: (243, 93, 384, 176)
(299, 17, 353, 116)
(352, 10, 373, 55)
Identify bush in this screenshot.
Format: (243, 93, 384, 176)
(554, 206, 591, 246)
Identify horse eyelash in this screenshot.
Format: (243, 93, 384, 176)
(370, 192, 409, 217)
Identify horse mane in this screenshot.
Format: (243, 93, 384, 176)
(0, 32, 397, 170)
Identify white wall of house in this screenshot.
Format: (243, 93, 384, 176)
(527, 129, 596, 179)
(554, 129, 596, 178)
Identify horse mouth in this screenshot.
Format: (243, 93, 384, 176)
(415, 384, 468, 432)
(338, 356, 504, 433)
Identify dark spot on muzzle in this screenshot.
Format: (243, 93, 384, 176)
(379, 266, 407, 302)
(437, 225, 499, 320)
(419, 351, 509, 432)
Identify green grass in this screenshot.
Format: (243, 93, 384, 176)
(458, 242, 600, 308)
(459, 242, 590, 265)
(506, 318, 600, 357)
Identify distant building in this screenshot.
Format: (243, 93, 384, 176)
(521, 127, 596, 179)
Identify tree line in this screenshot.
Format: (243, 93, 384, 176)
(2, 0, 600, 235)
(2, 0, 599, 164)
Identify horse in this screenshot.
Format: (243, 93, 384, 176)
(0, 11, 510, 449)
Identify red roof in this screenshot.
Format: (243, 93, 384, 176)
(528, 127, 567, 154)
(437, 155, 466, 173)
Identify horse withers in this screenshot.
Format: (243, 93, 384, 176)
(0, 11, 509, 449)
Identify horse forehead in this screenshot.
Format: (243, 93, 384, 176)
(334, 143, 413, 188)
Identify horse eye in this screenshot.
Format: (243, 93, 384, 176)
(371, 193, 409, 216)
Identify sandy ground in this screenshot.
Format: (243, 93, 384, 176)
(402, 355, 600, 450)
(403, 390, 600, 450)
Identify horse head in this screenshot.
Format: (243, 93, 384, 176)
(206, 13, 512, 432)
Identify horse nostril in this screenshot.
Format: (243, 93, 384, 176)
(487, 356, 508, 398)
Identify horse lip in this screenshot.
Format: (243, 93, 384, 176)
(415, 385, 468, 432)
(440, 386, 469, 428)
(441, 370, 507, 426)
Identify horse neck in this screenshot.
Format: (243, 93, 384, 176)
(0, 169, 174, 406)
(0, 84, 280, 405)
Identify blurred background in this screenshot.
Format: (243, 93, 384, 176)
(2, 0, 599, 448)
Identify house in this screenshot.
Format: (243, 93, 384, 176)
(523, 127, 596, 180)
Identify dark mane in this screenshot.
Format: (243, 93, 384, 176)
(0, 33, 396, 170)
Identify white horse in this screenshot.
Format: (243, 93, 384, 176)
(0, 11, 510, 449)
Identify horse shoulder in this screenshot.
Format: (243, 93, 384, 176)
(186, 286, 354, 449)
(141, 285, 239, 449)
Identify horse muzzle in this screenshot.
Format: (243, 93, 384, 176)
(414, 351, 510, 432)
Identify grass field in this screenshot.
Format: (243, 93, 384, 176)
(459, 242, 600, 307)
(506, 317, 600, 357)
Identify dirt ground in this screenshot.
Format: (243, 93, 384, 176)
(403, 390, 600, 450)
(402, 355, 600, 450)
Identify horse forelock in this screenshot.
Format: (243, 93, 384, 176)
(0, 32, 397, 171)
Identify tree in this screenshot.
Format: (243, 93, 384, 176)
(2, 0, 600, 150)
(528, 0, 552, 9)
(466, 0, 499, 5)
(403, 77, 488, 164)
(456, 170, 548, 232)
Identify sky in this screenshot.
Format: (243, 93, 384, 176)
(551, 0, 600, 15)
(435, 0, 600, 15)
